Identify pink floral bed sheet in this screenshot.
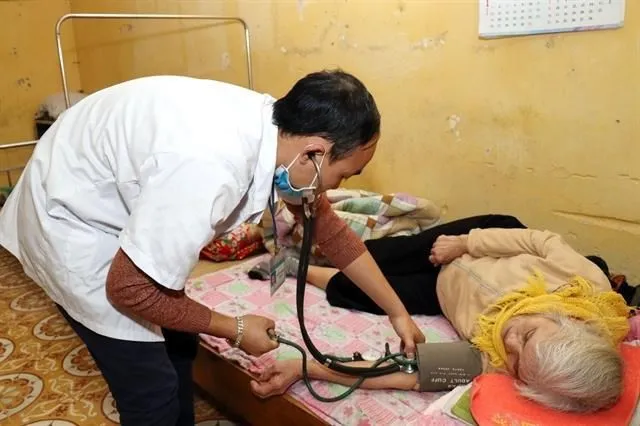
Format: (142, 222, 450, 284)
(186, 255, 464, 426)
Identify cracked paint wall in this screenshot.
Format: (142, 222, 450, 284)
(33, 1, 640, 279)
(0, 0, 82, 186)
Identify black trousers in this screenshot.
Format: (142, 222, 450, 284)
(325, 214, 527, 315)
(57, 306, 198, 426)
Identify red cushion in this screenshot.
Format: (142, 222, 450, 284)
(470, 344, 640, 426)
(200, 223, 265, 262)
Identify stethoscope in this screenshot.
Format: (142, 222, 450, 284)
(267, 154, 417, 402)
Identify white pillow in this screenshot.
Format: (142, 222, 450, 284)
(37, 92, 87, 120)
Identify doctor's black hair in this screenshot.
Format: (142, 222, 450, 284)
(272, 69, 380, 161)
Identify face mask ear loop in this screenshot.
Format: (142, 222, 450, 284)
(286, 152, 325, 194)
(285, 153, 301, 170)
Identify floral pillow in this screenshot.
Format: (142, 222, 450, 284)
(200, 223, 265, 262)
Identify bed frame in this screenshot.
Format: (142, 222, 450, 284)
(193, 343, 328, 426)
(0, 12, 329, 426)
(189, 259, 329, 426)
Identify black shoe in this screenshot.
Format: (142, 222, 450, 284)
(247, 261, 270, 281)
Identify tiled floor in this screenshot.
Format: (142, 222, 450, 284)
(0, 248, 240, 425)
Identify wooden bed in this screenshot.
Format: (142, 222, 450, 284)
(189, 259, 330, 426)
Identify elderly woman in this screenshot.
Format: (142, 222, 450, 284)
(250, 215, 630, 413)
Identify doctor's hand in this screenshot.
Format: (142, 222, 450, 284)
(389, 314, 425, 359)
(237, 315, 280, 356)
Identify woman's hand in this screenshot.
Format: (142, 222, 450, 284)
(236, 315, 280, 356)
(389, 314, 425, 358)
(429, 235, 468, 266)
(250, 360, 302, 398)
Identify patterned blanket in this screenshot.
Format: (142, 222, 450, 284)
(186, 256, 462, 426)
(264, 188, 441, 263)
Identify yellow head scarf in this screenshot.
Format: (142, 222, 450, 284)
(471, 273, 631, 369)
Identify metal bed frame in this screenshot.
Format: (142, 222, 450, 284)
(0, 12, 253, 153)
(0, 12, 327, 425)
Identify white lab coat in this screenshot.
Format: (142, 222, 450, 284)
(0, 76, 278, 342)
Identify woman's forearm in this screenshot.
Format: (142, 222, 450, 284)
(341, 251, 410, 317)
(306, 359, 418, 390)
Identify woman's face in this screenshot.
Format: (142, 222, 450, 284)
(501, 315, 560, 380)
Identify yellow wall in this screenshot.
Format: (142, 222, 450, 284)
(69, 0, 248, 92)
(53, 1, 640, 280)
(0, 0, 82, 185)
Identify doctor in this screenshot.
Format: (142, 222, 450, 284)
(0, 70, 425, 426)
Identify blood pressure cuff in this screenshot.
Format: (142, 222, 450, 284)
(416, 341, 483, 392)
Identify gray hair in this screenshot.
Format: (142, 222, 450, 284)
(517, 313, 623, 413)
